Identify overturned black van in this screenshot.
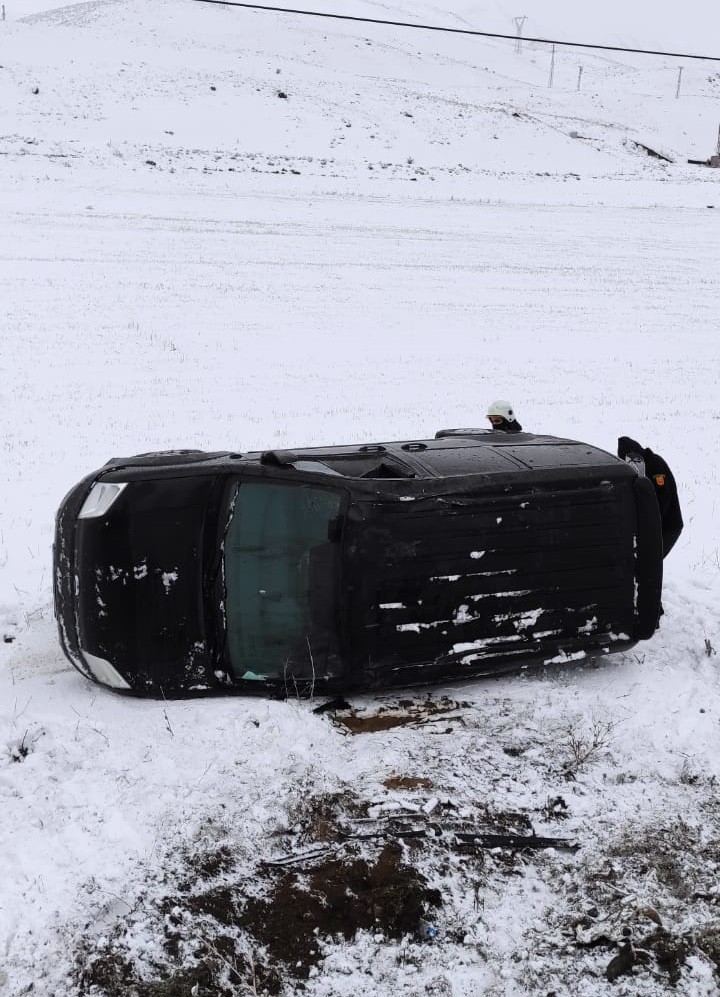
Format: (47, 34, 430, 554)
(53, 429, 663, 697)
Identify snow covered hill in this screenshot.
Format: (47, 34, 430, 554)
(1, 1, 720, 994)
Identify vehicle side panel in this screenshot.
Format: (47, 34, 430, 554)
(345, 478, 641, 686)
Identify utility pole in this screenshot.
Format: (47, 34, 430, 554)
(576, 65, 583, 92)
(548, 44, 556, 88)
(513, 16, 527, 55)
(675, 65, 684, 99)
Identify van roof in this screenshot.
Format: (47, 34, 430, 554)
(247, 431, 623, 481)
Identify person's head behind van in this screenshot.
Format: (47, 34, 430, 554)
(487, 400, 522, 433)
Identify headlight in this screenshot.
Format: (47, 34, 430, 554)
(78, 481, 127, 519)
(81, 650, 131, 690)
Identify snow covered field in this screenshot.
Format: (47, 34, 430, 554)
(1, 0, 720, 994)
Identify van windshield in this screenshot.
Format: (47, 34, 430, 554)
(223, 481, 344, 682)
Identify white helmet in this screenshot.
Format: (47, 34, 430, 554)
(486, 400, 517, 423)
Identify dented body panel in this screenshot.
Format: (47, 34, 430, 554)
(53, 432, 663, 697)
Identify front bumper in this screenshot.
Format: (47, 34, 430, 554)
(53, 471, 99, 683)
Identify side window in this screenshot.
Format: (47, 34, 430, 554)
(223, 482, 343, 682)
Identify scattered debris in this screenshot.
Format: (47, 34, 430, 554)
(263, 845, 334, 868)
(312, 696, 351, 714)
(543, 796, 570, 821)
(282, 790, 576, 865)
(503, 745, 524, 758)
(606, 936, 636, 982)
(340, 821, 578, 852)
(277, 90, 287, 99)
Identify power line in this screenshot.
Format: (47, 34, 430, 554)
(194, 0, 720, 63)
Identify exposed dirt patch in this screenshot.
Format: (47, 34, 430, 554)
(77, 945, 246, 997)
(75, 946, 135, 995)
(76, 846, 441, 996)
(330, 696, 469, 734)
(176, 844, 235, 891)
(177, 885, 241, 925)
(242, 842, 441, 978)
(73, 789, 442, 997)
(383, 775, 434, 790)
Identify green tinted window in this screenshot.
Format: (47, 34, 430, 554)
(224, 482, 343, 681)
